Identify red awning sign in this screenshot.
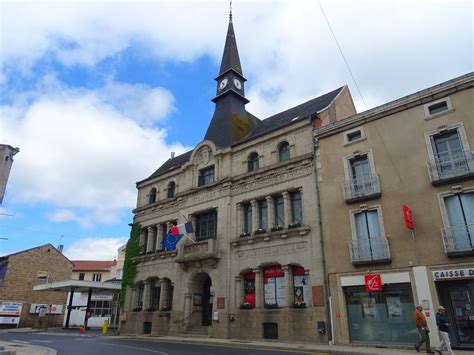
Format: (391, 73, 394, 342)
(365, 274, 382, 292)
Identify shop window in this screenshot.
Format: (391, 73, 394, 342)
(278, 142, 290, 162)
(290, 191, 302, 226)
(247, 152, 259, 172)
(242, 203, 252, 235)
(198, 166, 215, 187)
(167, 181, 175, 198)
(263, 265, 285, 308)
(195, 210, 217, 241)
(243, 272, 256, 308)
(274, 195, 285, 228)
(258, 200, 268, 231)
(292, 266, 310, 307)
(149, 278, 161, 309)
(344, 284, 417, 344)
(149, 188, 157, 204)
(89, 299, 112, 317)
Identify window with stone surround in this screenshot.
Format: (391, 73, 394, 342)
(195, 210, 217, 241)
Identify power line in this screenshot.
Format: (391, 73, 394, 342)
(317, 0, 368, 110)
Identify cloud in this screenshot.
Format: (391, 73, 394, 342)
(1, 0, 471, 116)
(64, 237, 127, 260)
(0, 77, 190, 226)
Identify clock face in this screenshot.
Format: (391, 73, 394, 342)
(219, 78, 228, 90)
(234, 78, 242, 90)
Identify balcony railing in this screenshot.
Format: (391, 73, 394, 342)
(349, 236, 391, 265)
(343, 174, 381, 203)
(175, 238, 219, 268)
(441, 224, 474, 256)
(427, 150, 474, 185)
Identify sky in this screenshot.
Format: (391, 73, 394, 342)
(0, 0, 472, 260)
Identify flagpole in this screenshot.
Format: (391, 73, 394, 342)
(178, 210, 197, 244)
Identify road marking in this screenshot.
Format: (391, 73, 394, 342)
(83, 341, 168, 354)
(31, 340, 53, 343)
(11, 340, 31, 344)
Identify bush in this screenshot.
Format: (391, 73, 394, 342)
(239, 302, 254, 310)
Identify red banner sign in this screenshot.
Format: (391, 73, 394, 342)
(402, 205, 414, 230)
(365, 274, 382, 292)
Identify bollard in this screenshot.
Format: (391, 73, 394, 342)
(102, 319, 109, 335)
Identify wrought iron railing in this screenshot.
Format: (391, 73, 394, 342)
(349, 236, 391, 264)
(441, 224, 474, 255)
(343, 174, 381, 203)
(427, 150, 474, 183)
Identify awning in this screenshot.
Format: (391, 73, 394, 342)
(33, 280, 121, 293)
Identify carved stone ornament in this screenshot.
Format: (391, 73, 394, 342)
(196, 146, 212, 165)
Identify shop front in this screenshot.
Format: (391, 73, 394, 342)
(340, 272, 418, 345)
(433, 266, 474, 349)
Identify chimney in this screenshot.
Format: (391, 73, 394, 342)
(58, 244, 64, 253)
(171, 152, 175, 159)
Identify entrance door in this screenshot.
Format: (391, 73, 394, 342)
(437, 280, 474, 349)
(201, 276, 212, 326)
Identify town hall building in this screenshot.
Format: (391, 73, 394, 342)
(120, 12, 356, 342)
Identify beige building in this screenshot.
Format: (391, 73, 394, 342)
(0, 244, 72, 328)
(120, 15, 356, 342)
(315, 73, 474, 349)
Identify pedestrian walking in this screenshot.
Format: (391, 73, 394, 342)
(435, 306, 454, 355)
(413, 304, 434, 353)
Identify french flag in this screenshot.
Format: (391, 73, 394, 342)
(162, 221, 193, 251)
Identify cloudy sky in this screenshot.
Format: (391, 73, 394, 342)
(0, 0, 472, 260)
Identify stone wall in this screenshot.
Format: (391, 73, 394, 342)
(0, 244, 72, 327)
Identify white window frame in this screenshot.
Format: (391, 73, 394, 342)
(343, 149, 376, 182)
(349, 204, 386, 242)
(343, 126, 366, 146)
(92, 273, 102, 282)
(423, 96, 454, 120)
(424, 122, 471, 163)
(437, 186, 474, 229)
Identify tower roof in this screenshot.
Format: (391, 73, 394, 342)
(218, 18, 243, 77)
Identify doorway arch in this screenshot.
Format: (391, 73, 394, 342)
(188, 272, 213, 327)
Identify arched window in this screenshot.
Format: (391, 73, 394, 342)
(247, 152, 259, 172)
(167, 181, 176, 198)
(149, 188, 157, 204)
(278, 141, 290, 162)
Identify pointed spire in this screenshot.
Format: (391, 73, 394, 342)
(218, 3, 243, 77)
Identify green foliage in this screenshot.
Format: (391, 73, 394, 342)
(119, 223, 141, 310)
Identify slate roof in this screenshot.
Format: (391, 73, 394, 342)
(218, 20, 243, 77)
(72, 260, 116, 272)
(145, 87, 343, 180)
(234, 86, 344, 145)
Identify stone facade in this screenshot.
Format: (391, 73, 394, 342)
(0, 244, 73, 327)
(316, 73, 474, 348)
(120, 15, 357, 342)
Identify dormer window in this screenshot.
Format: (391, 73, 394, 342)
(149, 188, 157, 204)
(167, 182, 176, 198)
(278, 142, 290, 162)
(247, 152, 259, 172)
(198, 166, 215, 187)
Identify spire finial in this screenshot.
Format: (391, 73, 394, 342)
(229, 0, 233, 22)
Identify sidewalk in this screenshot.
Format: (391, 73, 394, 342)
(117, 334, 473, 354)
(0, 340, 55, 355)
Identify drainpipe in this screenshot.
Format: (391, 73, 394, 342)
(311, 118, 332, 344)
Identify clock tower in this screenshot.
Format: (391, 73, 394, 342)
(204, 10, 259, 148)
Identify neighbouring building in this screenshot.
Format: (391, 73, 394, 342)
(65, 257, 121, 328)
(0, 244, 72, 328)
(120, 12, 356, 342)
(0, 144, 19, 205)
(315, 73, 474, 349)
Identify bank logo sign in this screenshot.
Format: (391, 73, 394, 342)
(432, 268, 474, 281)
